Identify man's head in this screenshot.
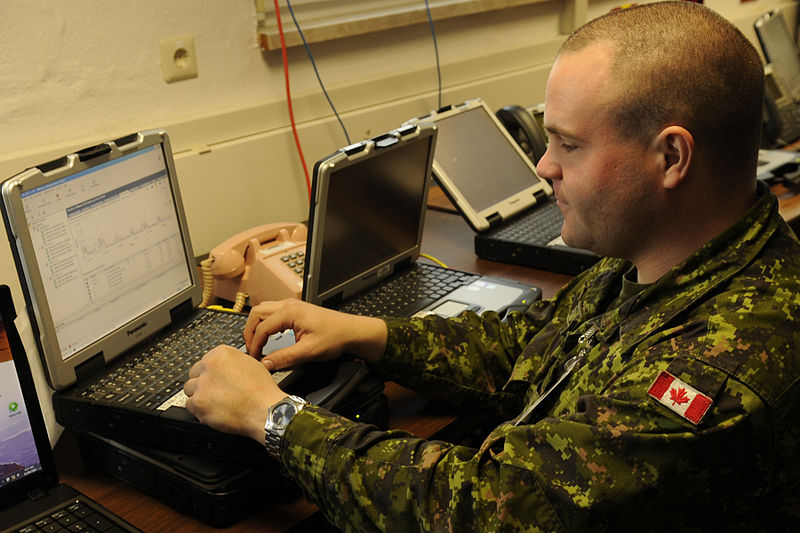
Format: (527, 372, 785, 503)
(536, 2, 764, 278)
(558, 1, 764, 179)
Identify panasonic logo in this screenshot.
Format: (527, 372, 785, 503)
(127, 322, 147, 336)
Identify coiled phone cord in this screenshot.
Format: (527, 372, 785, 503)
(199, 257, 215, 308)
(198, 256, 248, 313)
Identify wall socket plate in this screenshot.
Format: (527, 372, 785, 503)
(160, 35, 198, 83)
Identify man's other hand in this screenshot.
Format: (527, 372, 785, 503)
(243, 299, 388, 371)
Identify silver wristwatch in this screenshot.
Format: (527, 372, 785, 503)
(264, 395, 307, 460)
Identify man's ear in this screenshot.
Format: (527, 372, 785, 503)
(656, 126, 694, 189)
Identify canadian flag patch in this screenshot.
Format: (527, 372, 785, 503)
(647, 371, 713, 425)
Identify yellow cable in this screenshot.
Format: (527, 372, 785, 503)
(207, 292, 248, 314)
(420, 253, 447, 268)
(207, 305, 236, 313)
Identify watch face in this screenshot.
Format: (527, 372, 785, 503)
(272, 402, 297, 429)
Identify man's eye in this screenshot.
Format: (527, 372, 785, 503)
(561, 143, 578, 153)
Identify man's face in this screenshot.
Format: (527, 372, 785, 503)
(536, 42, 662, 260)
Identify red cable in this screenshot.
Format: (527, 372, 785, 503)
(274, 0, 312, 198)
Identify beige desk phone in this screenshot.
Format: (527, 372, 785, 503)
(203, 222, 307, 308)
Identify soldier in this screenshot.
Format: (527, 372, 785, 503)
(184, 2, 800, 531)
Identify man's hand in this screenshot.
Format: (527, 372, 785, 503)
(184, 345, 286, 443)
(243, 299, 388, 371)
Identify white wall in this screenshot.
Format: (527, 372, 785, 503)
(1, 0, 797, 310)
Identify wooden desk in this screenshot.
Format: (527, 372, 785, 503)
(53, 202, 568, 532)
(421, 201, 571, 300)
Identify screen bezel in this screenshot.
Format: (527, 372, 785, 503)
(404, 99, 552, 233)
(0, 131, 201, 390)
(0, 284, 59, 507)
(302, 124, 437, 307)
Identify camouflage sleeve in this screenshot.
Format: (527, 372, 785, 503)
(368, 291, 571, 415)
(281, 370, 768, 532)
(280, 404, 571, 532)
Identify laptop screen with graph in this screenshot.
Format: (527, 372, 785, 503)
(1, 131, 201, 390)
(21, 145, 191, 361)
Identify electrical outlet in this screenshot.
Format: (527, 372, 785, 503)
(160, 36, 198, 83)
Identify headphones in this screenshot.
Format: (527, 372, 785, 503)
(495, 104, 549, 165)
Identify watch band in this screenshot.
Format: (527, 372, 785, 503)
(264, 395, 307, 461)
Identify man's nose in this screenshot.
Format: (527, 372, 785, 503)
(535, 147, 560, 181)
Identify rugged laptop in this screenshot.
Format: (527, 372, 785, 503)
(0, 284, 141, 533)
(404, 99, 599, 275)
(1, 130, 373, 461)
(303, 122, 541, 318)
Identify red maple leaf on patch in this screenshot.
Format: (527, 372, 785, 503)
(669, 387, 690, 406)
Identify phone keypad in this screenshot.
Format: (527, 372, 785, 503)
(281, 250, 305, 277)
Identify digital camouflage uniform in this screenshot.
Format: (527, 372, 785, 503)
(281, 183, 800, 532)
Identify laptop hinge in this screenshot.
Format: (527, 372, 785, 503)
(27, 488, 47, 502)
(322, 293, 343, 310)
(486, 213, 503, 229)
(75, 352, 106, 382)
(170, 298, 195, 322)
(395, 256, 413, 273)
(534, 189, 548, 203)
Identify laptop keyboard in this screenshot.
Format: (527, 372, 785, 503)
(337, 263, 480, 317)
(76, 311, 247, 411)
(489, 200, 564, 245)
(16, 497, 135, 533)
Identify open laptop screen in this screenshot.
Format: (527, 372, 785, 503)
(2, 131, 201, 390)
(0, 324, 42, 490)
(316, 133, 434, 296)
(0, 288, 48, 497)
(431, 103, 539, 212)
(402, 99, 552, 233)
(18, 146, 192, 362)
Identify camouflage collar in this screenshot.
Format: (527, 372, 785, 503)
(622, 181, 778, 338)
(567, 182, 779, 347)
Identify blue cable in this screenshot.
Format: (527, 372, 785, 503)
(285, 0, 351, 144)
(424, 0, 442, 109)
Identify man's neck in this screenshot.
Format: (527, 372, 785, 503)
(633, 187, 758, 284)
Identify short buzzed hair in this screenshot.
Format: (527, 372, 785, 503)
(559, 1, 764, 179)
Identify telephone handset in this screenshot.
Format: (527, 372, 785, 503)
(203, 222, 307, 308)
(495, 104, 549, 165)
